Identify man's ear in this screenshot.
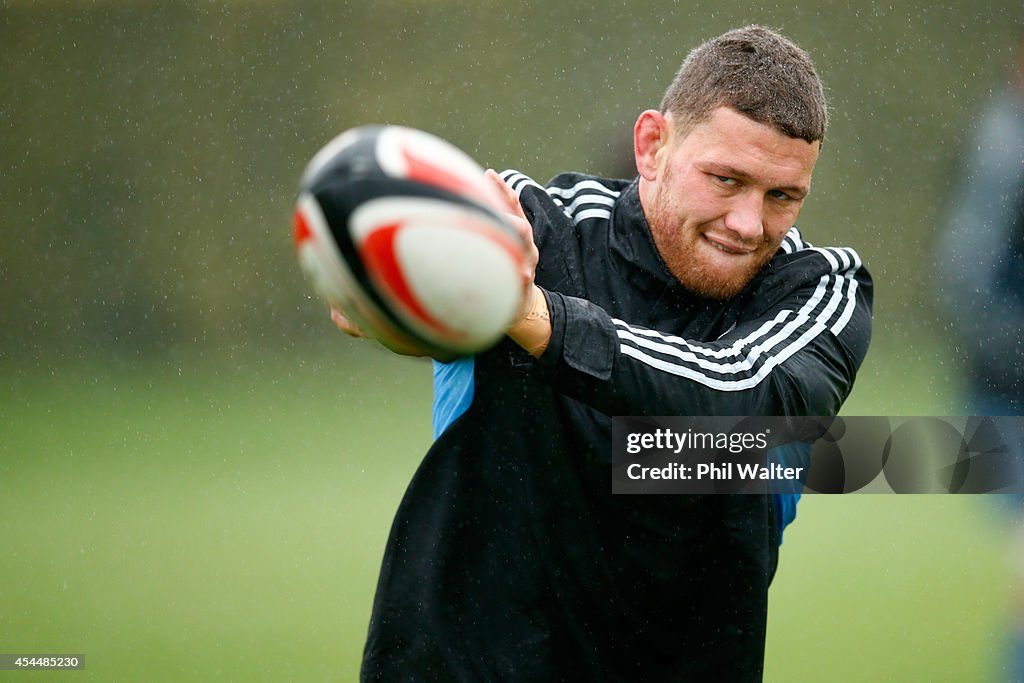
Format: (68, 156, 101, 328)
(634, 110, 670, 181)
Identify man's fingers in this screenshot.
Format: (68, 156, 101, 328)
(484, 168, 528, 221)
(518, 220, 539, 283)
(482, 169, 537, 289)
(330, 306, 368, 338)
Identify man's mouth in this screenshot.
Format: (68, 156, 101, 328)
(703, 234, 755, 255)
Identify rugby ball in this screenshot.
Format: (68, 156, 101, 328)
(293, 125, 527, 356)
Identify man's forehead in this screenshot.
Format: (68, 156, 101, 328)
(680, 108, 819, 190)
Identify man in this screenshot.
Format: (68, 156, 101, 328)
(343, 25, 872, 681)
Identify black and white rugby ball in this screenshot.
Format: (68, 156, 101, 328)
(293, 125, 527, 356)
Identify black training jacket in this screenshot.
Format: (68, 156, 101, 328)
(360, 171, 873, 682)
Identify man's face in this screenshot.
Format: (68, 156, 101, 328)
(639, 106, 820, 300)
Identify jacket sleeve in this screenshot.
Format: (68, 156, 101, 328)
(534, 255, 873, 419)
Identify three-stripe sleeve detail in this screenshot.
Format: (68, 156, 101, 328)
(501, 170, 620, 224)
(612, 255, 863, 391)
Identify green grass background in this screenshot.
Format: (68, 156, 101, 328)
(1, 341, 1014, 682)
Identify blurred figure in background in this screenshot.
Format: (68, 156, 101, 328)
(934, 27, 1024, 682)
(935, 30, 1024, 418)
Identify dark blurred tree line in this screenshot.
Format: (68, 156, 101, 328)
(2, 0, 1020, 363)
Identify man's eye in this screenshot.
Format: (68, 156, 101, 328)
(716, 176, 737, 185)
(769, 189, 792, 200)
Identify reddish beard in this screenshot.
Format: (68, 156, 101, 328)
(645, 176, 774, 300)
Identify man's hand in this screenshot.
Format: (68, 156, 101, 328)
(330, 306, 367, 338)
(331, 171, 551, 360)
(483, 170, 552, 358)
(329, 305, 438, 358)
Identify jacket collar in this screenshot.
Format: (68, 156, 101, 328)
(608, 180, 680, 293)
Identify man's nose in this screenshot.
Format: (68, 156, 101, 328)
(723, 192, 764, 242)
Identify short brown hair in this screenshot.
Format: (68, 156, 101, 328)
(659, 26, 828, 143)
